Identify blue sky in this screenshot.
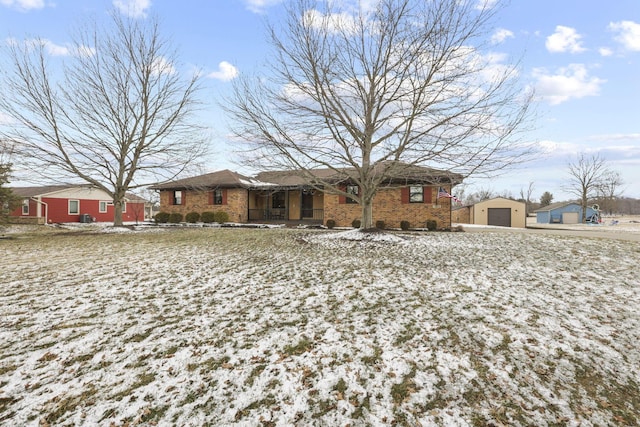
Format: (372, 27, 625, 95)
(1, 0, 639, 200)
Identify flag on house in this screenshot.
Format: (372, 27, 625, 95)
(438, 187, 462, 204)
(438, 187, 453, 199)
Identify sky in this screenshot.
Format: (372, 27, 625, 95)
(1, 0, 639, 201)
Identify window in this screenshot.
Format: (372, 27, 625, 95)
(346, 185, 358, 204)
(272, 191, 286, 209)
(99, 201, 108, 213)
(213, 189, 223, 205)
(69, 200, 79, 215)
(122, 202, 126, 213)
(22, 199, 29, 215)
(409, 186, 424, 203)
(173, 190, 182, 205)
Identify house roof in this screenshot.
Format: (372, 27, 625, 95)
(11, 185, 76, 198)
(153, 163, 462, 191)
(149, 169, 257, 190)
(534, 201, 579, 212)
(256, 163, 462, 187)
(11, 185, 147, 202)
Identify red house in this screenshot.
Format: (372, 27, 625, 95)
(10, 185, 147, 224)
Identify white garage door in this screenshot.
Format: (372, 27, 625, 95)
(562, 212, 579, 224)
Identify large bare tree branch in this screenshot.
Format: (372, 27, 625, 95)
(0, 11, 208, 226)
(225, 0, 535, 228)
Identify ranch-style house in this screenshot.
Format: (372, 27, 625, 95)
(151, 164, 462, 229)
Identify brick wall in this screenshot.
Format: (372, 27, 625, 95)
(159, 188, 248, 223)
(451, 206, 471, 224)
(324, 186, 453, 229)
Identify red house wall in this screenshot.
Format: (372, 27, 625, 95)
(12, 197, 145, 223)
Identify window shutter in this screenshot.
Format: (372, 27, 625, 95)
(401, 187, 409, 204)
(222, 189, 228, 205)
(424, 186, 432, 204)
(209, 191, 214, 205)
(338, 186, 346, 204)
(170, 191, 175, 205)
(182, 191, 186, 205)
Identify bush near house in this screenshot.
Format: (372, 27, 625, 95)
(185, 212, 200, 223)
(400, 220, 410, 231)
(352, 219, 361, 228)
(213, 211, 229, 224)
(426, 219, 437, 231)
(168, 213, 183, 224)
(376, 220, 385, 230)
(201, 211, 216, 223)
(154, 212, 170, 224)
(326, 219, 336, 229)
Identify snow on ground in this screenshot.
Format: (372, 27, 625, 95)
(1, 227, 639, 426)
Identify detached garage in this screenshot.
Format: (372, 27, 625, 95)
(467, 197, 526, 228)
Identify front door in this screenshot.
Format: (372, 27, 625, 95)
(301, 193, 313, 218)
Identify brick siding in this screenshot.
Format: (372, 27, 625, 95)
(159, 188, 248, 223)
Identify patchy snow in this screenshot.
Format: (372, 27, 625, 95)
(1, 228, 639, 426)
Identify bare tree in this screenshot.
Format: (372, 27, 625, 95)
(225, 0, 534, 228)
(566, 153, 609, 223)
(0, 12, 208, 226)
(596, 170, 623, 215)
(519, 181, 535, 215)
(0, 140, 20, 225)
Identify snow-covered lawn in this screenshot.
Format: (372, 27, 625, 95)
(1, 227, 639, 426)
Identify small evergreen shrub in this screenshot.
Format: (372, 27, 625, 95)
(375, 220, 385, 230)
(326, 219, 336, 229)
(201, 211, 216, 223)
(185, 212, 200, 223)
(154, 212, 170, 224)
(213, 211, 230, 224)
(168, 212, 183, 224)
(352, 219, 361, 228)
(426, 219, 437, 231)
(400, 220, 410, 231)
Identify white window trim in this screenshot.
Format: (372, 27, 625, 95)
(22, 199, 29, 215)
(122, 201, 126, 213)
(99, 201, 108, 213)
(68, 199, 80, 215)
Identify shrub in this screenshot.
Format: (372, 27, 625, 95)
(213, 211, 230, 224)
(375, 220, 385, 230)
(400, 220, 410, 231)
(426, 219, 437, 231)
(201, 211, 216, 223)
(168, 212, 183, 224)
(185, 212, 200, 223)
(154, 212, 170, 224)
(352, 219, 361, 228)
(326, 219, 336, 229)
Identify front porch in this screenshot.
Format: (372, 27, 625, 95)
(248, 188, 324, 223)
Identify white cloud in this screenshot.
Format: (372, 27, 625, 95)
(151, 56, 176, 75)
(207, 61, 238, 82)
(7, 38, 96, 57)
(113, 0, 151, 18)
(243, 0, 282, 14)
(532, 64, 605, 105)
(491, 28, 514, 45)
(546, 25, 586, 54)
(598, 47, 613, 57)
(609, 20, 640, 51)
(0, 0, 45, 11)
(475, 0, 498, 10)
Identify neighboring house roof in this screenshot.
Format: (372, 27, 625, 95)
(11, 185, 146, 202)
(150, 169, 258, 190)
(534, 201, 580, 212)
(153, 163, 463, 191)
(11, 185, 76, 198)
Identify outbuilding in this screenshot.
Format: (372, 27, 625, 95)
(534, 202, 597, 224)
(454, 197, 526, 228)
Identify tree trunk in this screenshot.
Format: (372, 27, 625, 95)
(113, 200, 124, 227)
(361, 199, 373, 229)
